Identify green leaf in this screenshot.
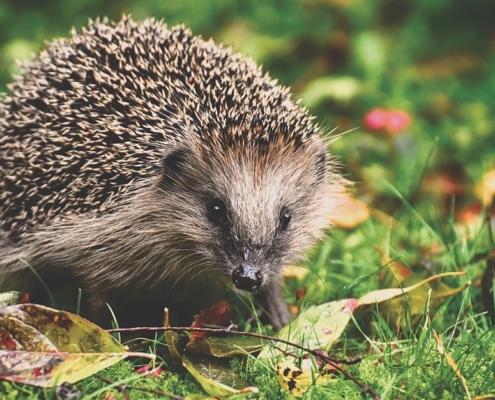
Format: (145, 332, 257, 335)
(182, 354, 257, 397)
(186, 336, 262, 358)
(258, 298, 357, 360)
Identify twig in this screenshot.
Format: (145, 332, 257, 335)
(116, 385, 131, 400)
(108, 325, 359, 365)
(273, 344, 298, 358)
(111, 325, 367, 367)
(96, 373, 184, 399)
(107, 325, 378, 398)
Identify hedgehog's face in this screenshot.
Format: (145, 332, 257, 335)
(160, 135, 345, 292)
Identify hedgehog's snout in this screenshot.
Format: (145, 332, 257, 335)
(232, 263, 262, 292)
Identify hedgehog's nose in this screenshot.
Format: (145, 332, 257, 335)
(232, 263, 262, 292)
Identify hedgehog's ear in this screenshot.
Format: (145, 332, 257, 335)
(162, 149, 187, 186)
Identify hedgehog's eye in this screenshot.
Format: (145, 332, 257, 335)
(279, 207, 291, 231)
(207, 198, 227, 225)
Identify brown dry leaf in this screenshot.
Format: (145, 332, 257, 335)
(190, 300, 231, 339)
(331, 196, 370, 229)
(295, 288, 308, 302)
(432, 329, 471, 399)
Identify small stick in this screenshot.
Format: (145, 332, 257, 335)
(108, 325, 378, 398)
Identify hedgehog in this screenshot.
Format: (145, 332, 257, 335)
(0, 16, 346, 330)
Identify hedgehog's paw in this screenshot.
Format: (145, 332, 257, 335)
(256, 282, 290, 331)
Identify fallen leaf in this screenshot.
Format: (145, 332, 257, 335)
(357, 271, 467, 307)
(357, 271, 470, 327)
(295, 288, 308, 302)
(190, 301, 231, 339)
(185, 336, 262, 358)
(258, 298, 357, 360)
(0, 304, 152, 387)
(331, 196, 370, 229)
(275, 356, 335, 397)
(182, 354, 257, 397)
(0, 349, 129, 387)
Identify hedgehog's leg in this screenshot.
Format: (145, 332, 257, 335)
(0, 231, 87, 311)
(256, 281, 290, 330)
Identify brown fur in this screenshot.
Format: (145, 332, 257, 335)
(0, 17, 346, 328)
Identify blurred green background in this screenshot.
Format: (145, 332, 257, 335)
(1, 0, 495, 216)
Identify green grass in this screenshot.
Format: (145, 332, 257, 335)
(2, 196, 494, 398)
(2, 0, 495, 398)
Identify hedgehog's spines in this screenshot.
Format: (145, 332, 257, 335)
(0, 16, 323, 241)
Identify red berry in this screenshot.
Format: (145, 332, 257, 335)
(363, 108, 388, 131)
(386, 109, 412, 134)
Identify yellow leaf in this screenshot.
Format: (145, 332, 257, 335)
(331, 196, 370, 229)
(357, 271, 467, 307)
(275, 357, 331, 397)
(0, 304, 153, 387)
(0, 350, 129, 387)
